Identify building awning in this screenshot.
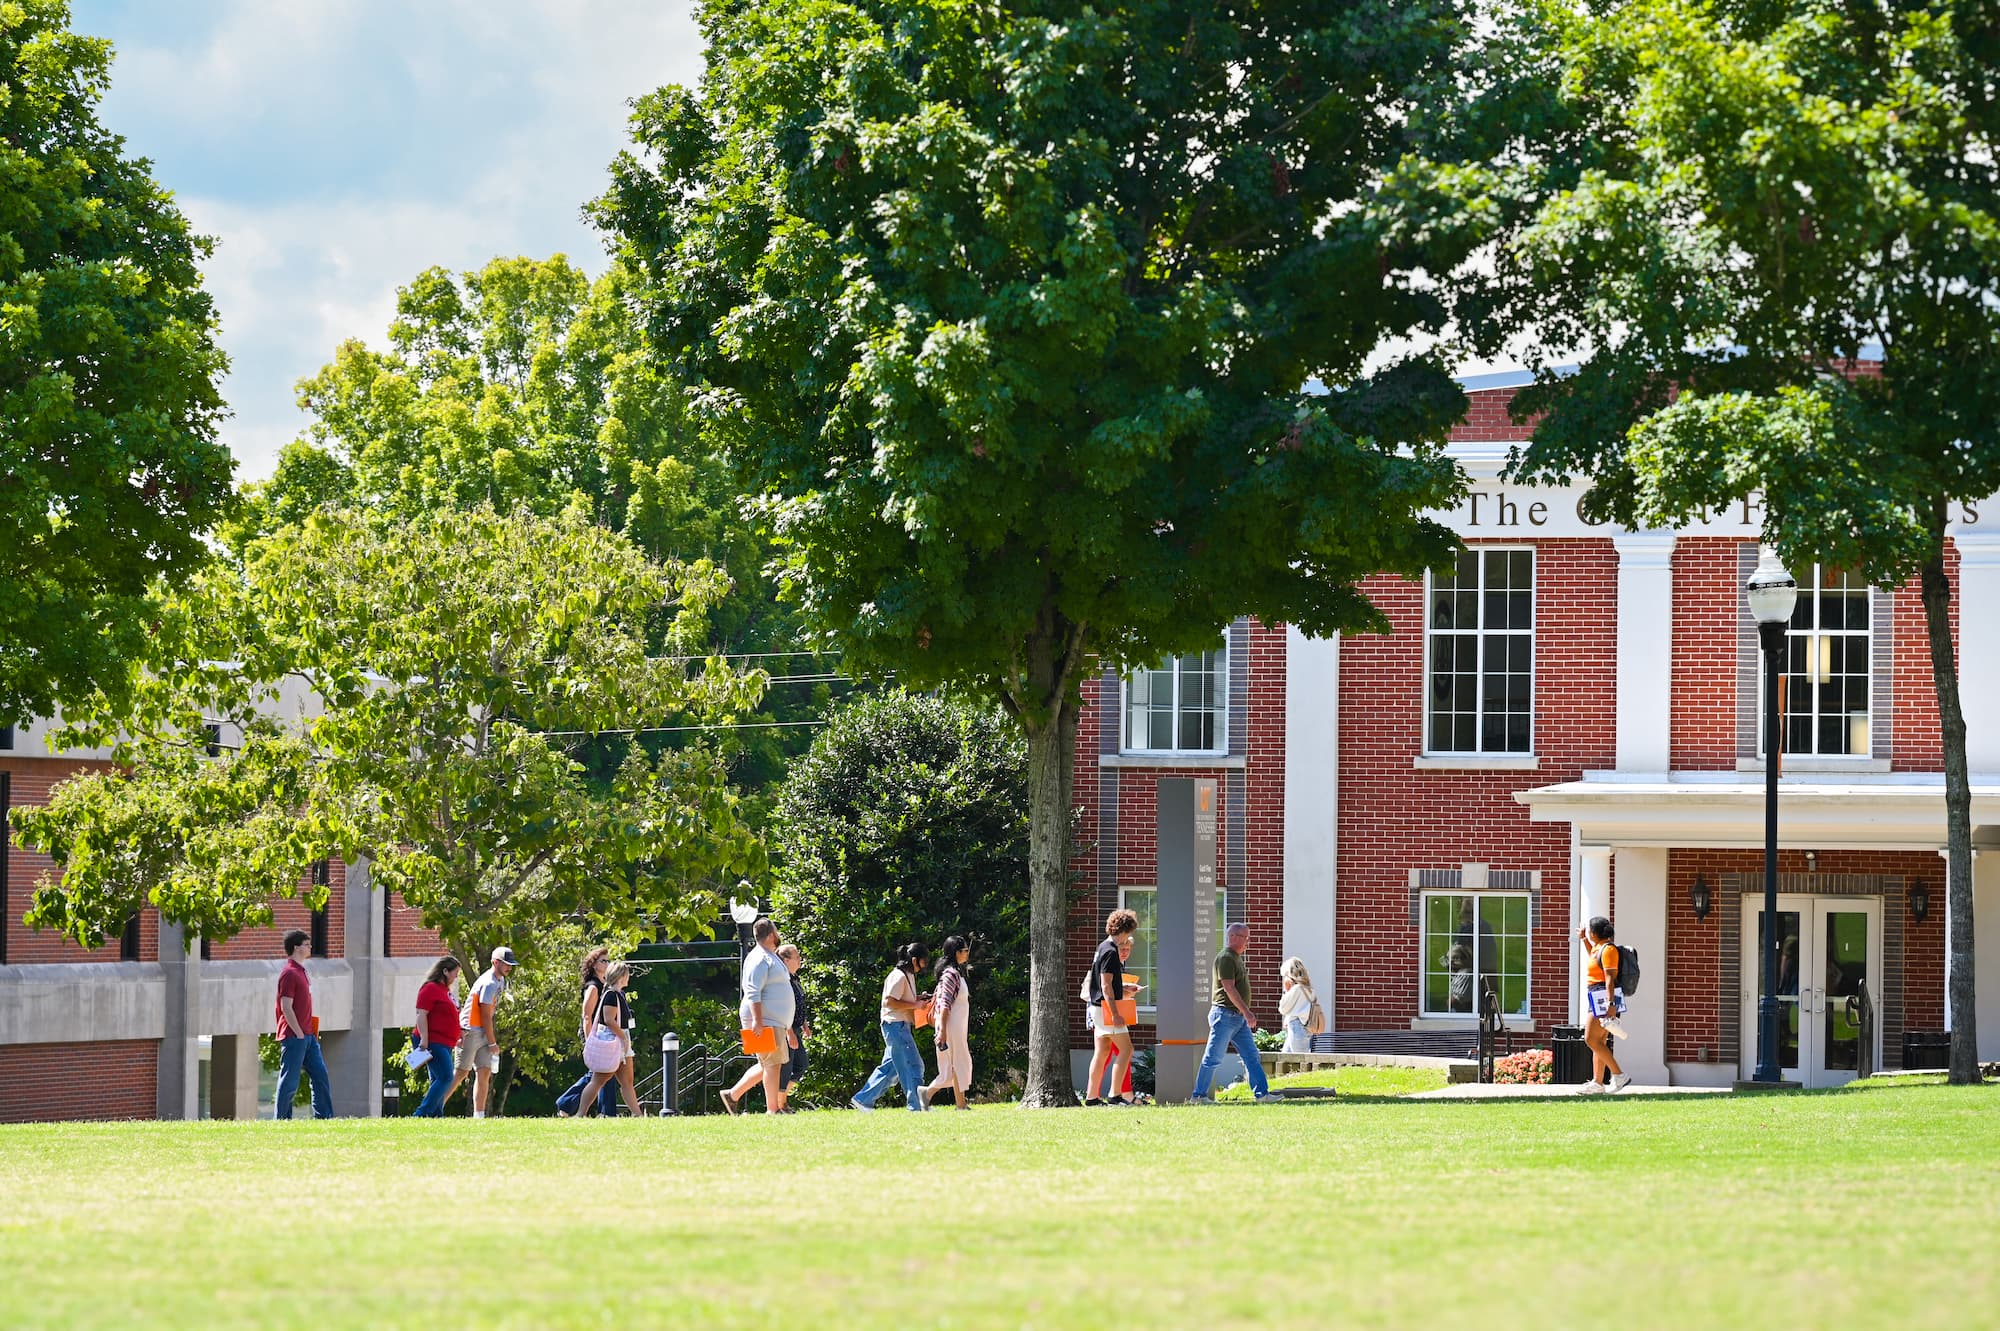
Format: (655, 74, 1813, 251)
(1515, 772, 2000, 851)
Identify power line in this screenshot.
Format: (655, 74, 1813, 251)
(545, 719, 829, 737)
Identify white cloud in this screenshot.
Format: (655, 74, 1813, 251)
(79, 0, 706, 480)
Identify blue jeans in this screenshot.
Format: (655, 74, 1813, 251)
(1193, 1006, 1269, 1099)
(853, 1020, 928, 1110)
(413, 1044, 455, 1117)
(275, 1035, 334, 1119)
(554, 1069, 620, 1117)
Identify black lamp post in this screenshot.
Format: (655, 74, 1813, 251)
(1747, 546, 1798, 1084)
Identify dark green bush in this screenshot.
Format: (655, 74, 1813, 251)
(769, 689, 1028, 1102)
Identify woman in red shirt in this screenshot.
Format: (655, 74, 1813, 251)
(412, 956, 464, 1117)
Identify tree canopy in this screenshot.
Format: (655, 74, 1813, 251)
(1504, 0, 2000, 1080)
(13, 506, 766, 966)
(238, 253, 834, 807)
(0, 0, 234, 726)
(598, 0, 1491, 1102)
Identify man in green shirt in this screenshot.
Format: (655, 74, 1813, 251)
(1193, 923, 1278, 1103)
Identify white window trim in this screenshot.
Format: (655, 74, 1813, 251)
(1120, 649, 1229, 756)
(1417, 889, 1532, 1020)
(1119, 884, 1227, 1016)
(1421, 546, 1536, 758)
(1757, 565, 1876, 760)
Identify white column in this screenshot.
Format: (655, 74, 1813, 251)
(1613, 533, 1677, 773)
(1958, 534, 2000, 774)
(1282, 627, 1340, 1022)
(1612, 847, 1669, 1084)
(1575, 843, 1612, 1023)
(1974, 847, 2000, 1062)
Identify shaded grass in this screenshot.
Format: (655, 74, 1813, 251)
(1216, 1063, 1449, 1100)
(0, 1078, 1993, 1330)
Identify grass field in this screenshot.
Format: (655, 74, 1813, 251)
(1, 1072, 1993, 1330)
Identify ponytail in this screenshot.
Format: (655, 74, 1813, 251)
(896, 941, 932, 972)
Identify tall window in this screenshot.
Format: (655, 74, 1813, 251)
(1781, 566, 1872, 756)
(1421, 892, 1530, 1018)
(1119, 885, 1228, 1013)
(1426, 549, 1534, 754)
(1124, 649, 1226, 753)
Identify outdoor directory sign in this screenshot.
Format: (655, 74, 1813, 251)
(1154, 777, 1218, 1103)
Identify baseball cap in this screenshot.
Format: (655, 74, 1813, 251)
(491, 946, 519, 966)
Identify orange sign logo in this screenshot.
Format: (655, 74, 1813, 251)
(1198, 786, 1212, 812)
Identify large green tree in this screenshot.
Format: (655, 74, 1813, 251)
(14, 506, 766, 986)
(0, 0, 233, 725)
(1504, 0, 1999, 1081)
(597, 0, 1486, 1104)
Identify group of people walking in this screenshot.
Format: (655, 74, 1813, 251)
(721, 917, 978, 1114)
(275, 907, 1638, 1118)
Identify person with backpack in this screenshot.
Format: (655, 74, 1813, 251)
(1578, 916, 1632, 1094)
(1276, 956, 1323, 1054)
(850, 943, 932, 1112)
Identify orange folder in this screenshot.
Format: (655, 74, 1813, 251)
(1099, 998, 1137, 1027)
(740, 1025, 777, 1054)
(911, 1000, 933, 1030)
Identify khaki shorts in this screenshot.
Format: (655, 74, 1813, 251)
(461, 1024, 499, 1072)
(754, 1031, 791, 1073)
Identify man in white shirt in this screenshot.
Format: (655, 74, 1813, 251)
(722, 919, 796, 1115)
(447, 946, 516, 1118)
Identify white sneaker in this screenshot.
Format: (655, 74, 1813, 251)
(1254, 1092, 1285, 1104)
(849, 1097, 873, 1113)
(1608, 1074, 1632, 1094)
(1576, 1080, 1607, 1095)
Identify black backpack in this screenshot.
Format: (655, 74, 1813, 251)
(1615, 945, 1641, 996)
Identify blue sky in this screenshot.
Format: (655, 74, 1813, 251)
(73, 1, 706, 480)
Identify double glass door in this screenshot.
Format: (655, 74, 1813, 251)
(1740, 895, 1881, 1087)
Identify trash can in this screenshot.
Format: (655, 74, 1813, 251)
(1551, 1026, 1593, 1084)
(1902, 1030, 1951, 1071)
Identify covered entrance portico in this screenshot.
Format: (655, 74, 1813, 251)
(1517, 774, 2000, 1086)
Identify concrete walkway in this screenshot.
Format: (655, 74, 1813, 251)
(1409, 1081, 1732, 1100)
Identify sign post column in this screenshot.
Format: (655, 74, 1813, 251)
(1154, 777, 1218, 1103)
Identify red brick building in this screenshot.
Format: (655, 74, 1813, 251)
(1, 717, 443, 1122)
(1065, 369, 2000, 1086)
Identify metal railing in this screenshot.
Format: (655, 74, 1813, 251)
(1476, 977, 1514, 1083)
(1845, 978, 1875, 1080)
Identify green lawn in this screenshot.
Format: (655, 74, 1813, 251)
(1, 1074, 1993, 1330)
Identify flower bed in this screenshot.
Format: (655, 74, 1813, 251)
(1493, 1048, 1553, 1085)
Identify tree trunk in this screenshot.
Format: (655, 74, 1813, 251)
(1019, 693, 1082, 1108)
(1918, 517, 1979, 1084)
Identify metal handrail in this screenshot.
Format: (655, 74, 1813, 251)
(1476, 977, 1512, 1082)
(1844, 978, 1876, 1080)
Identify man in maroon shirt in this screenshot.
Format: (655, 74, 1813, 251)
(274, 928, 334, 1118)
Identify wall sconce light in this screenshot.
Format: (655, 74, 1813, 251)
(1804, 851, 1818, 875)
(1908, 882, 1931, 923)
(1689, 874, 1713, 921)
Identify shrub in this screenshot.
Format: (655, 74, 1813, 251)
(768, 690, 1028, 1101)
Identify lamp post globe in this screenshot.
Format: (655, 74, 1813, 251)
(1746, 545, 1797, 1084)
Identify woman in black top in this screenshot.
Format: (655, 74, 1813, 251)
(1085, 909, 1140, 1106)
(578, 962, 645, 1117)
(556, 946, 616, 1117)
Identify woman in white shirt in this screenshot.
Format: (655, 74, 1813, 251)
(850, 943, 932, 1112)
(1277, 956, 1318, 1054)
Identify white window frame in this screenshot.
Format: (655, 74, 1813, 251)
(1120, 648, 1228, 755)
(1119, 885, 1228, 1015)
(1760, 564, 1874, 760)
(1422, 547, 1536, 757)
(1417, 889, 1532, 1020)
